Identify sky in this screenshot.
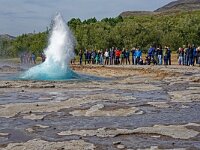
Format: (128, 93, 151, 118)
(0, 0, 175, 36)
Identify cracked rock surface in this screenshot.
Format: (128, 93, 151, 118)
(0, 62, 200, 149)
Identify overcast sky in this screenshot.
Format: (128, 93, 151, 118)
(0, 0, 174, 36)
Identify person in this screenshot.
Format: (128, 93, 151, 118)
(188, 44, 194, 66)
(104, 49, 109, 65)
(135, 47, 142, 65)
(153, 48, 158, 65)
(184, 45, 189, 66)
(177, 47, 184, 65)
(109, 48, 114, 65)
(91, 50, 96, 64)
(144, 56, 151, 65)
(197, 46, 200, 66)
(138, 58, 143, 65)
(163, 48, 168, 65)
(131, 47, 136, 65)
(99, 50, 104, 65)
(125, 48, 130, 65)
(79, 49, 83, 65)
(95, 50, 100, 64)
(84, 49, 88, 65)
(120, 48, 125, 65)
(32, 53, 36, 64)
(157, 47, 163, 65)
(167, 47, 171, 65)
(115, 48, 121, 65)
(193, 46, 198, 65)
(148, 46, 155, 60)
(41, 52, 46, 62)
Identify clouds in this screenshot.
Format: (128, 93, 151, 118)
(0, 0, 174, 36)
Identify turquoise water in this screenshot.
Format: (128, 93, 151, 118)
(19, 63, 80, 81)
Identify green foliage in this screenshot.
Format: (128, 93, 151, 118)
(12, 32, 48, 57)
(2, 11, 200, 58)
(69, 11, 200, 52)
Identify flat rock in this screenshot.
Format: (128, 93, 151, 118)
(70, 104, 143, 117)
(23, 114, 46, 120)
(2, 139, 95, 150)
(147, 102, 170, 108)
(117, 144, 126, 149)
(58, 123, 199, 139)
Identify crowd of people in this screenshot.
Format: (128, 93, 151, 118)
(20, 52, 36, 64)
(20, 44, 200, 67)
(19, 52, 46, 64)
(177, 45, 200, 66)
(78, 45, 200, 66)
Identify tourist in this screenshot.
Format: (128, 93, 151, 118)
(177, 47, 184, 65)
(95, 50, 100, 64)
(131, 47, 136, 65)
(125, 48, 130, 65)
(157, 47, 163, 65)
(197, 47, 200, 66)
(79, 50, 83, 65)
(153, 48, 158, 65)
(91, 50, 96, 64)
(148, 45, 155, 60)
(104, 49, 109, 65)
(188, 44, 194, 66)
(84, 49, 88, 65)
(167, 47, 171, 65)
(163, 48, 168, 65)
(109, 48, 114, 65)
(184, 45, 190, 66)
(32, 53, 36, 64)
(193, 46, 198, 65)
(99, 50, 104, 65)
(135, 47, 142, 65)
(144, 56, 151, 65)
(41, 52, 46, 63)
(115, 48, 121, 65)
(120, 48, 125, 65)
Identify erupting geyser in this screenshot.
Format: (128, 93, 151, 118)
(20, 13, 78, 80)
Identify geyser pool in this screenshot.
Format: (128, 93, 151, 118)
(20, 13, 79, 81)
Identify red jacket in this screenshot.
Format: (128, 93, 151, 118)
(115, 50, 121, 57)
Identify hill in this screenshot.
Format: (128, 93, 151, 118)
(155, 0, 200, 12)
(120, 0, 200, 17)
(0, 34, 15, 40)
(120, 11, 154, 17)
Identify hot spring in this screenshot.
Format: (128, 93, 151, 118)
(19, 13, 79, 81)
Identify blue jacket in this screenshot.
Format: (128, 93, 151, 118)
(135, 50, 142, 58)
(148, 47, 155, 56)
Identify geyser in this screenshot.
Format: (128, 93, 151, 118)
(20, 13, 78, 80)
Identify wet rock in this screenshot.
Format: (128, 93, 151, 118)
(26, 128, 34, 133)
(58, 128, 134, 137)
(23, 114, 45, 120)
(70, 104, 143, 117)
(137, 146, 186, 150)
(58, 123, 199, 139)
(147, 102, 170, 108)
(26, 124, 49, 133)
(117, 144, 126, 149)
(38, 97, 53, 100)
(0, 133, 9, 136)
(132, 124, 199, 139)
(113, 141, 121, 145)
(169, 90, 200, 103)
(0, 94, 136, 118)
(2, 139, 95, 150)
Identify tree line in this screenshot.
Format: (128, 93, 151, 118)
(1, 10, 200, 57)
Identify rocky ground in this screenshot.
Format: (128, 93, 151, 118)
(0, 61, 200, 150)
